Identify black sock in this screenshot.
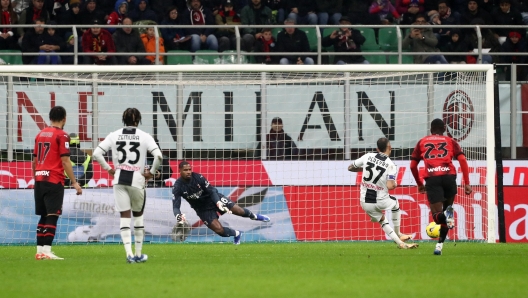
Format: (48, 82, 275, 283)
(43, 216, 59, 246)
(36, 216, 46, 246)
(242, 208, 256, 219)
(438, 225, 449, 243)
(219, 227, 237, 237)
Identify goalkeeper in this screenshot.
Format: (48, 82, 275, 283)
(172, 161, 270, 244)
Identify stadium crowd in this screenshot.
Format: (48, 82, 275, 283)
(2, 0, 528, 71)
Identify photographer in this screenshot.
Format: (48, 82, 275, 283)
(321, 16, 368, 64)
(402, 14, 448, 64)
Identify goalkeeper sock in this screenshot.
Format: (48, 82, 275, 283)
(380, 218, 402, 245)
(242, 208, 256, 219)
(219, 227, 237, 237)
(391, 207, 401, 236)
(120, 218, 133, 257)
(133, 215, 145, 257)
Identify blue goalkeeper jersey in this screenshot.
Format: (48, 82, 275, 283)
(172, 172, 223, 215)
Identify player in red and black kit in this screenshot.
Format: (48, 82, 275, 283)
(410, 118, 472, 256)
(32, 106, 82, 260)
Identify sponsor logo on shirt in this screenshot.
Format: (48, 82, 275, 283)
(35, 171, 50, 176)
(116, 164, 141, 171)
(427, 166, 450, 172)
(361, 181, 384, 191)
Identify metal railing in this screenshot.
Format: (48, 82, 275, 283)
(2, 24, 528, 65)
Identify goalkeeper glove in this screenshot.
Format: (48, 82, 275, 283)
(175, 213, 186, 224)
(216, 201, 232, 214)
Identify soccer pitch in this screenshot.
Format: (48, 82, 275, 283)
(1, 242, 525, 297)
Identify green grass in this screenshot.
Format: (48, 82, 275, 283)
(1, 242, 525, 298)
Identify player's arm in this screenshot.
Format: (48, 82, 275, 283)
(386, 164, 398, 190)
(348, 157, 364, 172)
(202, 176, 232, 213)
(144, 138, 163, 180)
(172, 185, 186, 223)
(92, 136, 114, 176)
(410, 141, 424, 190)
(62, 156, 82, 195)
(456, 153, 473, 195)
(32, 157, 37, 177)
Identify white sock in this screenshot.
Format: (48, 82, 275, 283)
(120, 218, 133, 257)
(435, 243, 443, 250)
(37, 246, 43, 254)
(43, 245, 51, 254)
(381, 218, 402, 245)
(235, 230, 240, 237)
(133, 215, 145, 257)
(392, 208, 402, 236)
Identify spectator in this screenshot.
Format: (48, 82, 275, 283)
(441, 28, 469, 63)
(492, 0, 523, 44)
(113, 17, 151, 65)
(369, 0, 400, 25)
(141, 26, 165, 64)
(36, 20, 64, 64)
(0, 0, 20, 50)
(266, 117, 298, 160)
(283, 0, 318, 25)
(424, 0, 440, 13)
(21, 17, 46, 64)
(267, 0, 286, 24)
(182, 0, 218, 52)
(517, 0, 528, 24)
(322, 16, 368, 64)
(79, 0, 105, 29)
(427, 9, 452, 45)
(81, 18, 117, 64)
(215, 0, 240, 52)
(460, 0, 493, 28)
(316, 0, 342, 27)
(240, 0, 273, 53)
(500, 31, 528, 80)
(438, 0, 460, 34)
(465, 17, 500, 64)
(161, 6, 191, 51)
(151, 0, 177, 22)
(18, 0, 50, 38)
(129, 0, 159, 23)
(402, 15, 448, 64)
(96, 0, 114, 17)
(65, 133, 94, 188)
(346, 0, 380, 25)
(57, 0, 82, 39)
(61, 34, 76, 64)
(106, 0, 128, 34)
(398, 0, 425, 25)
(253, 28, 277, 64)
(276, 18, 313, 65)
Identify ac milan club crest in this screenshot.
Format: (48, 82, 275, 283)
(442, 90, 474, 142)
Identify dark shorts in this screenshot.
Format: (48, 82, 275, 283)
(424, 175, 457, 204)
(195, 208, 221, 226)
(34, 181, 64, 216)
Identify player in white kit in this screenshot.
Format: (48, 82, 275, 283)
(93, 108, 163, 263)
(348, 138, 418, 249)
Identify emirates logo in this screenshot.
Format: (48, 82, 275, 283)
(442, 90, 474, 142)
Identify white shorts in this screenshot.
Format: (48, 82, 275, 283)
(360, 198, 399, 223)
(113, 184, 145, 212)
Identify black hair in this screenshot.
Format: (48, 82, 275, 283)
(377, 137, 390, 152)
(49, 106, 66, 122)
(122, 108, 142, 126)
(178, 161, 190, 170)
(430, 118, 446, 134)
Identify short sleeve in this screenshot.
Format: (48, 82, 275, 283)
(452, 138, 464, 158)
(410, 140, 422, 161)
(97, 134, 113, 153)
(58, 132, 71, 157)
(386, 163, 397, 181)
(352, 155, 367, 168)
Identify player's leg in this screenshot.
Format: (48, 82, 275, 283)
(34, 182, 47, 260)
(198, 209, 242, 245)
(40, 182, 65, 260)
(442, 175, 458, 229)
(360, 202, 417, 249)
(230, 204, 270, 222)
(114, 185, 135, 263)
(388, 196, 412, 242)
(426, 176, 448, 255)
(131, 188, 147, 262)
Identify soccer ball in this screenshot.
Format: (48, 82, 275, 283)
(426, 222, 441, 238)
